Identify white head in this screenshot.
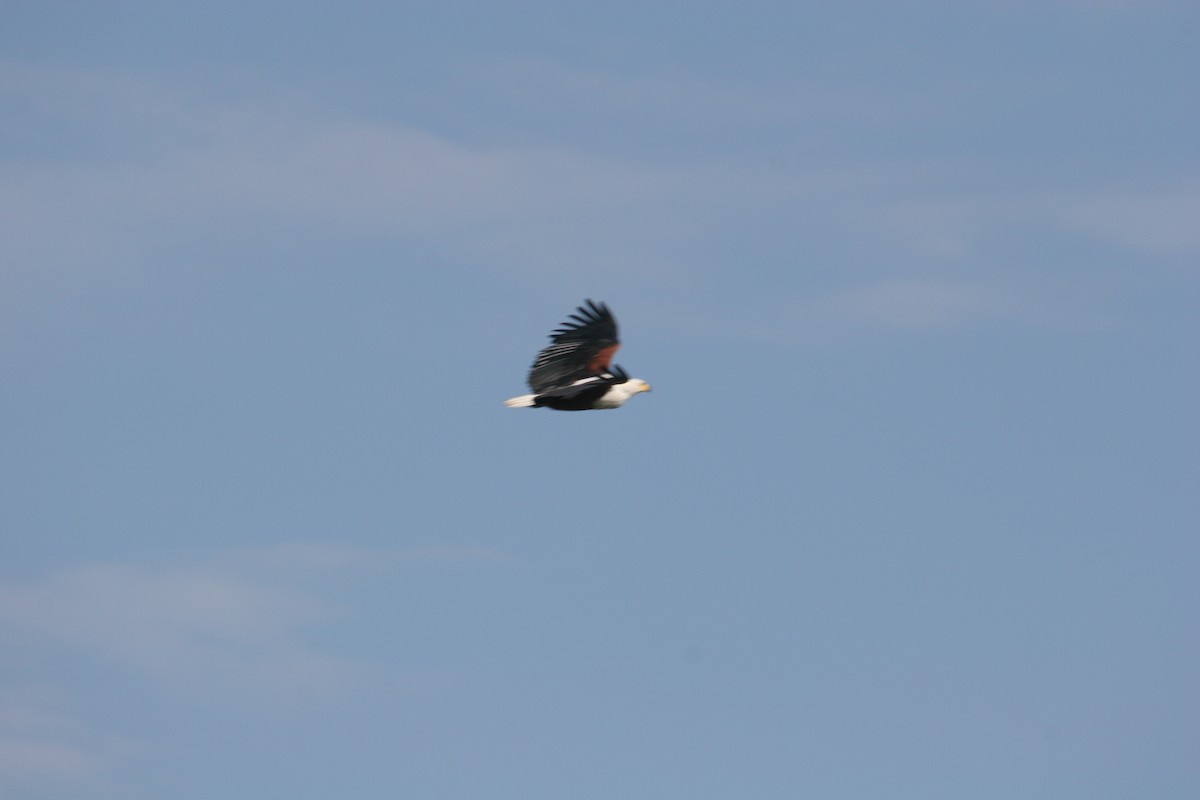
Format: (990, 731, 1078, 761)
(625, 378, 652, 396)
(599, 378, 651, 408)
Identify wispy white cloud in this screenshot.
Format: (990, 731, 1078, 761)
(1051, 185, 1200, 256)
(0, 738, 97, 777)
(0, 562, 360, 702)
(233, 541, 522, 573)
(878, 183, 1200, 262)
(2, 62, 1192, 345)
(0, 738, 105, 795)
(0, 63, 700, 333)
(0, 542, 517, 703)
(824, 280, 995, 329)
(0, 542, 517, 796)
(0, 687, 135, 795)
(473, 57, 912, 130)
(0, 62, 689, 233)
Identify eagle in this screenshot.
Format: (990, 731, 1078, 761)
(504, 299, 652, 411)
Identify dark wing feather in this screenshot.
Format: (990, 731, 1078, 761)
(532, 367, 629, 402)
(527, 300, 621, 392)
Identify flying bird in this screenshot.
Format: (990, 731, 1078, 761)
(505, 299, 652, 411)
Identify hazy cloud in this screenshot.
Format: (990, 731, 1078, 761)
(473, 57, 911, 130)
(0, 541, 515, 702)
(826, 280, 994, 328)
(0, 541, 518, 795)
(880, 183, 1200, 262)
(0, 561, 360, 702)
(233, 541, 523, 573)
(2, 61, 1191, 343)
(1052, 185, 1200, 256)
(0, 687, 135, 795)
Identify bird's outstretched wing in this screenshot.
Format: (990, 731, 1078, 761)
(531, 366, 630, 402)
(527, 300, 621, 393)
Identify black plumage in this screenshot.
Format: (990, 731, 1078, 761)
(528, 299, 620, 393)
(505, 300, 651, 412)
(529, 366, 631, 411)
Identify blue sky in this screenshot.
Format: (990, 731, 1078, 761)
(2, 2, 1197, 798)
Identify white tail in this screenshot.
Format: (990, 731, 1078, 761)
(504, 394, 536, 408)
